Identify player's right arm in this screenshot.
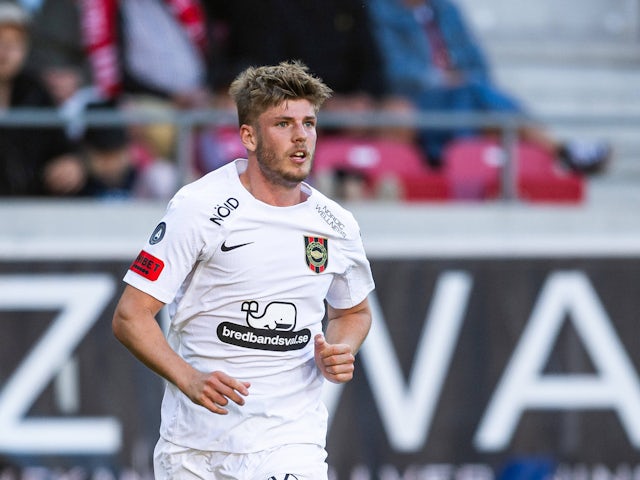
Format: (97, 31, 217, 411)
(112, 285, 250, 414)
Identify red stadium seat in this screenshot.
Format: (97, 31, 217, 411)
(442, 138, 585, 202)
(312, 137, 450, 201)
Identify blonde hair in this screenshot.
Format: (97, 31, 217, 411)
(229, 60, 333, 126)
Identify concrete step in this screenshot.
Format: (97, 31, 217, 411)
(597, 158, 640, 180)
(490, 65, 640, 174)
(525, 102, 640, 116)
(458, 0, 640, 45)
(587, 176, 640, 205)
(486, 40, 640, 67)
(494, 65, 640, 105)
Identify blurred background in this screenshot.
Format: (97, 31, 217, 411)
(0, 0, 639, 479)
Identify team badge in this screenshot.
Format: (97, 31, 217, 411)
(304, 236, 328, 273)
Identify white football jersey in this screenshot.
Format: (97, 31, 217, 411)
(123, 159, 375, 453)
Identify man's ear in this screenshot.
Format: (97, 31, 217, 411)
(239, 124, 257, 152)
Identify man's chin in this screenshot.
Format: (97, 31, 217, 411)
(258, 164, 309, 188)
(277, 160, 313, 184)
(281, 171, 310, 186)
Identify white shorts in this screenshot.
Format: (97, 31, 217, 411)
(153, 437, 328, 480)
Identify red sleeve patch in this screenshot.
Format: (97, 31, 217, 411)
(129, 250, 165, 281)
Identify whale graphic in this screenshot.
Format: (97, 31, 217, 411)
(241, 301, 297, 331)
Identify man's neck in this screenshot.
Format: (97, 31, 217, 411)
(239, 163, 306, 207)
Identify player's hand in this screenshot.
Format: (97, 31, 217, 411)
(314, 334, 355, 384)
(184, 370, 250, 415)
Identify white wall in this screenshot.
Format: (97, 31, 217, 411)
(1, 200, 639, 260)
(456, 0, 640, 42)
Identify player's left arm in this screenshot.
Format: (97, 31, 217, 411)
(314, 297, 372, 384)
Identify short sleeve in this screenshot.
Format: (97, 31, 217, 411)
(123, 193, 209, 304)
(325, 231, 375, 309)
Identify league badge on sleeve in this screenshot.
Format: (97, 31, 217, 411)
(304, 236, 328, 273)
(149, 222, 166, 245)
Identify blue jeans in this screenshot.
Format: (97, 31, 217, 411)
(414, 81, 522, 164)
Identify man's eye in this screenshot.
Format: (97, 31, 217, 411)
(305, 121, 316, 128)
(277, 121, 288, 127)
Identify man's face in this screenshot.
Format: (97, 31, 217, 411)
(252, 99, 318, 187)
(0, 25, 28, 82)
(42, 67, 82, 104)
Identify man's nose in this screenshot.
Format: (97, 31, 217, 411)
(292, 122, 308, 141)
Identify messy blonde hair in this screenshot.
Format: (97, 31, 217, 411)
(228, 60, 333, 126)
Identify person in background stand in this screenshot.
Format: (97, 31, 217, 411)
(205, 0, 416, 142)
(207, 0, 385, 113)
(25, 0, 90, 107)
(197, 0, 417, 193)
(0, 1, 85, 196)
(78, 0, 211, 107)
(76, 102, 177, 200)
(78, 0, 213, 164)
(368, 0, 611, 172)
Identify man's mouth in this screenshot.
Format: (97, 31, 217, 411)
(290, 149, 308, 161)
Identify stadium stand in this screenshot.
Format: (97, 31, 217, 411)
(457, 0, 640, 204)
(313, 137, 450, 201)
(442, 138, 584, 202)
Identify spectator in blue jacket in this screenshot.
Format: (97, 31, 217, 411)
(368, 0, 610, 172)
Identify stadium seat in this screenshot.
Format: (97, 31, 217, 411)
(442, 138, 585, 202)
(312, 137, 450, 201)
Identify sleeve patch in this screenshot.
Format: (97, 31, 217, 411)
(129, 250, 165, 281)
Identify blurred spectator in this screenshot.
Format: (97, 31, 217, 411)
(368, 0, 611, 172)
(256, 0, 389, 121)
(76, 101, 178, 200)
(0, 1, 85, 196)
(19, 0, 105, 143)
(207, 0, 385, 106)
(11, 0, 115, 196)
(77, 0, 214, 164)
(78, 0, 211, 107)
(25, 0, 90, 104)
(196, 0, 416, 176)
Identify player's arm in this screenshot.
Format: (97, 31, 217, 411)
(112, 285, 250, 414)
(314, 297, 372, 384)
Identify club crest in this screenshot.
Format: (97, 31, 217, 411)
(304, 236, 328, 273)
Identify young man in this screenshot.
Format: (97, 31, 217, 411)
(112, 61, 374, 479)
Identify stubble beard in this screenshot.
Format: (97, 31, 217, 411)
(255, 139, 312, 188)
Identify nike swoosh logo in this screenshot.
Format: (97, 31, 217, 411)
(221, 241, 254, 252)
